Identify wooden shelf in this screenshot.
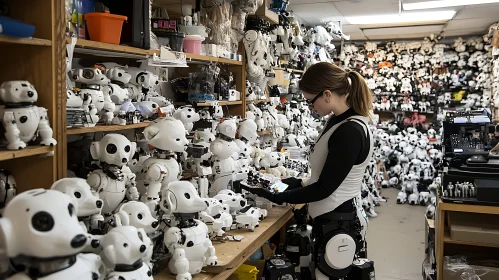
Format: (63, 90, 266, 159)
(439, 201, 499, 215)
(273, 67, 305, 74)
(247, 99, 270, 104)
(66, 122, 151, 135)
(185, 53, 243, 65)
(444, 231, 499, 248)
(69, 38, 158, 56)
(255, 1, 279, 24)
(0, 146, 54, 162)
(0, 34, 52, 46)
(195, 101, 243, 106)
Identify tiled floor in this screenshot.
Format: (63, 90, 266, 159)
(367, 188, 426, 280)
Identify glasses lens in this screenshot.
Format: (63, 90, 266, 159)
(307, 91, 324, 106)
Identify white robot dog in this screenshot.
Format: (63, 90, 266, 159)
(100, 226, 153, 280)
(0, 189, 103, 280)
(164, 181, 218, 279)
(0, 81, 57, 150)
(87, 134, 139, 214)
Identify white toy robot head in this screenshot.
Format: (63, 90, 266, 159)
(260, 152, 284, 168)
(237, 119, 259, 142)
(70, 67, 110, 85)
(217, 119, 237, 139)
(211, 138, 240, 159)
(165, 181, 207, 214)
(106, 67, 132, 84)
(408, 193, 419, 205)
(0, 81, 38, 104)
(66, 89, 84, 108)
(396, 191, 407, 204)
(214, 190, 247, 211)
(100, 226, 149, 267)
(114, 201, 159, 234)
(173, 106, 201, 132)
(427, 128, 436, 138)
(417, 139, 427, 149)
(91, 134, 136, 166)
(135, 101, 159, 119)
(212, 105, 223, 119)
(0, 189, 87, 258)
(195, 129, 216, 143)
(51, 178, 103, 217)
(144, 117, 189, 152)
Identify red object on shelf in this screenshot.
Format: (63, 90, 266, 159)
(85, 11, 127, 45)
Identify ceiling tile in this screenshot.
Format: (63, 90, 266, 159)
(455, 4, 499, 20)
(334, 0, 399, 17)
(288, 3, 344, 26)
(444, 18, 496, 31)
(341, 24, 362, 33)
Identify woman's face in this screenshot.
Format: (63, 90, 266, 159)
(303, 91, 330, 117)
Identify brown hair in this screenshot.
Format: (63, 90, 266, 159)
(299, 62, 373, 118)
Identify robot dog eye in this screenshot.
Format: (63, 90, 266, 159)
(184, 193, 191, 199)
(74, 191, 81, 199)
(124, 145, 130, 152)
(118, 73, 123, 77)
(32, 211, 55, 232)
(137, 214, 143, 220)
(83, 69, 95, 79)
(106, 144, 117, 154)
(176, 138, 180, 141)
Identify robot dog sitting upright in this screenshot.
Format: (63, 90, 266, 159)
(87, 134, 139, 215)
(0, 81, 57, 150)
(164, 181, 218, 280)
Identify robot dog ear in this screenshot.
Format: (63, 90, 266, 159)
(0, 219, 17, 258)
(102, 244, 117, 267)
(90, 142, 101, 161)
(114, 210, 130, 227)
(143, 126, 160, 142)
(166, 191, 177, 212)
(129, 142, 137, 161)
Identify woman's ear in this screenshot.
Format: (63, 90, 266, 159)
(323, 90, 333, 98)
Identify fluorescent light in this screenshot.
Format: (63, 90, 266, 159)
(346, 10, 456, 25)
(404, 0, 499, 10)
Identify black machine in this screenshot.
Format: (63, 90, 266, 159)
(100, 0, 151, 49)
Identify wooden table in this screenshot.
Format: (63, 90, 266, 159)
(435, 201, 499, 278)
(155, 205, 296, 280)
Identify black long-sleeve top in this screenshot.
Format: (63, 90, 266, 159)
(274, 108, 370, 205)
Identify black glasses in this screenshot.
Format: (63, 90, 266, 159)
(305, 90, 325, 106)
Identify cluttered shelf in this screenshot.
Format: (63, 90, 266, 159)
(0, 146, 54, 162)
(184, 53, 243, 65)
(374, 110, 435, 115)
(246, 99, 270, 104)
(0, 34, 52, 46)
(66, 122, 151, 135)
(273, 67, 305, 74)
(174, 101, 243, 107)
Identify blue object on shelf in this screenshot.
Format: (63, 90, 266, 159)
(0, 16, 35, 38)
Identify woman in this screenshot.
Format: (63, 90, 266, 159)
(242, 62, 374, 279)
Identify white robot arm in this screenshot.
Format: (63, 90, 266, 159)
(3, 111, 26, 150)
(37, 107, 57, 146)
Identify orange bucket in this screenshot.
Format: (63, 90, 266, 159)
(84, 11, 127, 45)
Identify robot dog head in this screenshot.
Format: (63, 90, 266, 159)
(396, 191, 407, 204)
(214, 190, 247, 212)
(211, 138, 240, 160)
(106, 67, 132, 84)
(100, 226, 149, 267)
(0, 189, 87, 258)
(70, 67, 110, 85)
(0, 81, 38, 104)
(135, 101, 159, 119)
(114, 201, 159, 234)
(237, 119, 259, 143)
(165, 181, 207, 214)
(144, 117, 188, 152)
(217, 119, 237, 139)
(51, 178, 103, 217)
(173, 106, 201, 127)
(90, 134, 137, 167)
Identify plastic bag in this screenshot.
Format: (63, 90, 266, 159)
(444, 255, 499, 280)
(205, 2, 232, 50)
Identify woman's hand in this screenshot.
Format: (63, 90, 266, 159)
(241, 186, 283, 204)
(282, 177, 303, 191)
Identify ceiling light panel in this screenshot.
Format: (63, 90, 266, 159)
(404, 0, 499, 10)
(345, 10, 456, 25)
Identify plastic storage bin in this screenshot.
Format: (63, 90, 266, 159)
(233, 264, 259, 280)
(183, 35, 204, 54)
(84, 11, 127, 44)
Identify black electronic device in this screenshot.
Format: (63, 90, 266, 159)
(263, 255, 297, 280)
(475, 179, 499, 203)
(440, 172, 499, 206)
(467, 155, 488, 163)
(346, 259, 375, 280)
(241, 171, 289, 194)
(99, 0, 150, 49)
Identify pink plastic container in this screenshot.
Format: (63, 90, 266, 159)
(183, 35, 204, 54)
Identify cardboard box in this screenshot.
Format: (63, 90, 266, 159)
(448, 212, 499, 246)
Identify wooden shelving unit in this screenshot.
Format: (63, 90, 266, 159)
(0, 146, 55, 161)
(0, 0, 65, 191)
(255, 0, 279, 24)
(435, 201, 499, 278)
(66, 122, 151, 135)
(195, 101, 243, 106)
(0, 34, 52, 46)
(273, 67, 305, 74)
(246, 99, 270, 104)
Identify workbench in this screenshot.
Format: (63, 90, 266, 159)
(435, 201, 499, 278)
(155, 205, 296, 280)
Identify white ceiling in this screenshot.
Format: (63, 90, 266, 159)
(288, 0, 499, 40)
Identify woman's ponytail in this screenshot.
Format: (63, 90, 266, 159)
(346, 71, 373, 119)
